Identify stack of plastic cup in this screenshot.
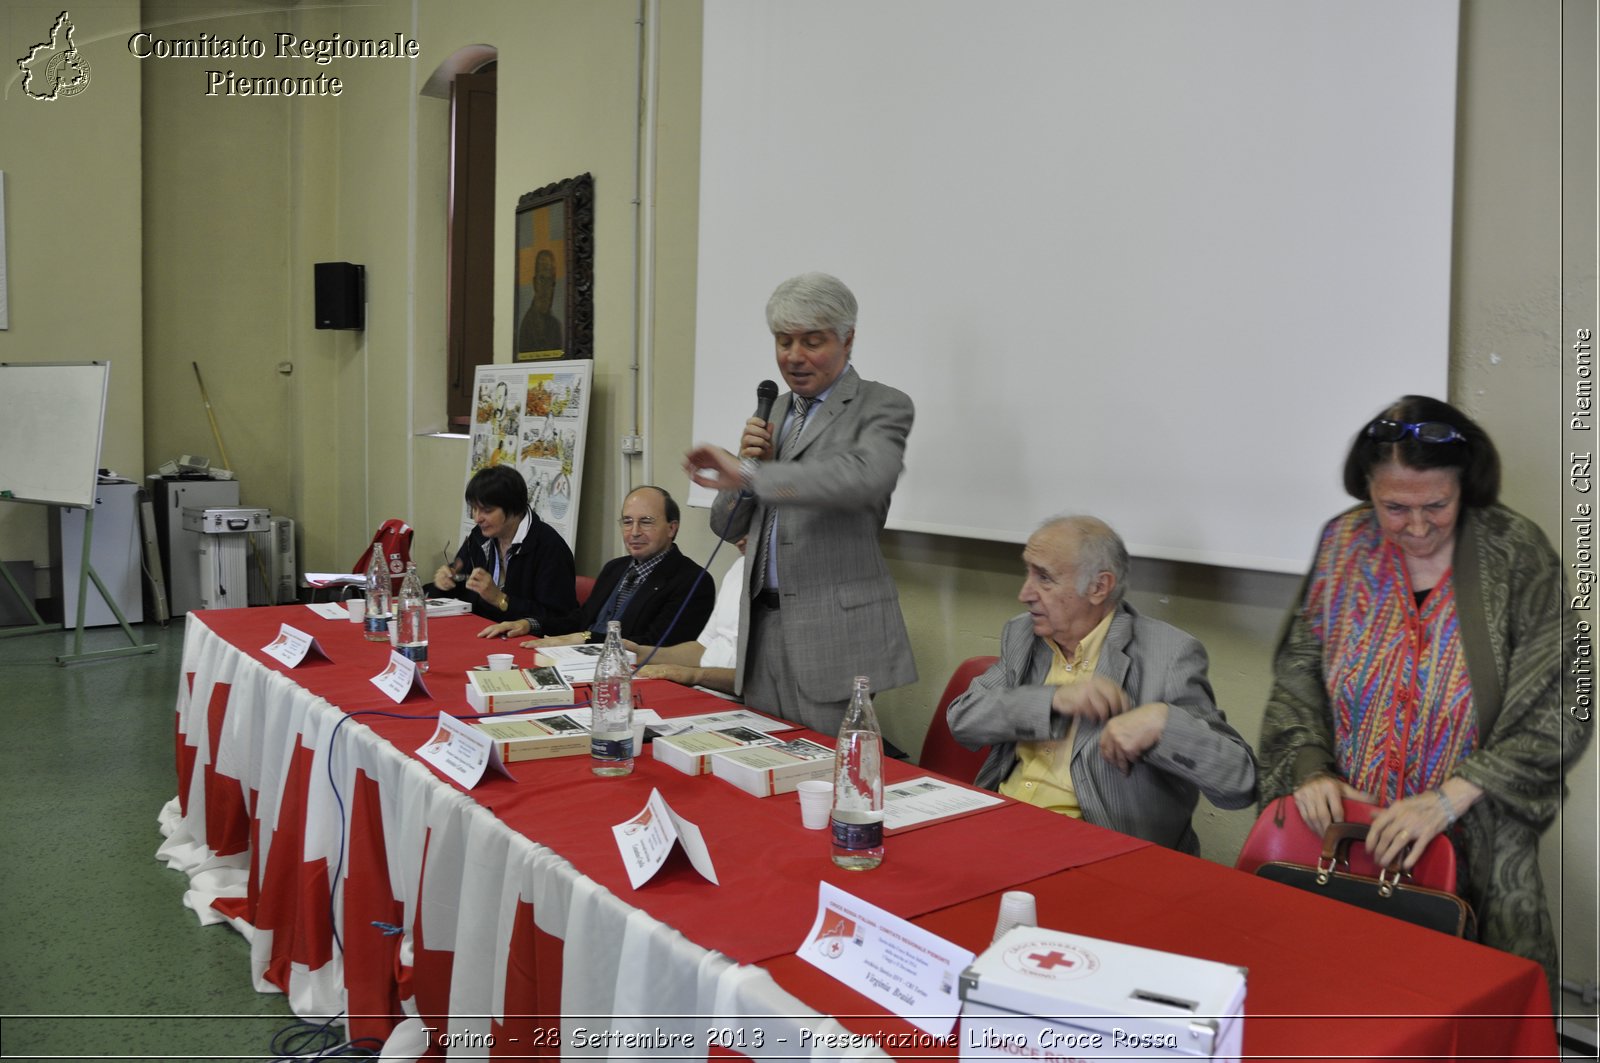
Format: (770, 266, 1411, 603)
(992, 890, 1038, 942)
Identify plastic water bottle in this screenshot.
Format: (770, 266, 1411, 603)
(590, 620, 634, 776)
(396, 563, 429, 671)
(363, 549, 393, 643)
(831, 676, 885, 870)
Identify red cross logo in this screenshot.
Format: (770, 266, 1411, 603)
(1028, 950, 1077, 970)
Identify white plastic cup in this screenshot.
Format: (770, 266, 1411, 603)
(993, 890, 1038, 942)
(488, 653, 515, 671)
(346, 599, 365, 623)
(797, 779, 833, 830)
(388, 619, 399, 646)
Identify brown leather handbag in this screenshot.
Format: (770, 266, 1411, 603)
(1254, 820, 1477, 938)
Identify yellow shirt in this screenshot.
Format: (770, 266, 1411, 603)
(998, 612, 1115, 816)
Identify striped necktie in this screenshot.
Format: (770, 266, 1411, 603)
(755, 396, 813, 593)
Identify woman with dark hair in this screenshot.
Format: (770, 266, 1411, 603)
(1259, 395, 1584, 984)
(431, 465, 578, 629)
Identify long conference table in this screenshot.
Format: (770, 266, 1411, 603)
(161, 606, 1560, 1060)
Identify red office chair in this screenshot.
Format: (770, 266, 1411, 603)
(575, 575, 596, 606)
(918, 655, 998, 782)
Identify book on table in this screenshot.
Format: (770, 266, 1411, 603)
(710, 737, 836, 797)
(651, 725, 780, 776)
(471, 711, 591, 762)
(465, 665, 575, 714)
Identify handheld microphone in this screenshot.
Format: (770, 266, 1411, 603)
(733, 379, 782, 506)
(753, 379, 779, 424)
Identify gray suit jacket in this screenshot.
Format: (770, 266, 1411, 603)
(947, 604, 1257, 854)
(711, 368, 917, 703)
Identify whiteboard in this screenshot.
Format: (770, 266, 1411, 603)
(692, 0, 1456, 573)
(0, 362, 110, 508)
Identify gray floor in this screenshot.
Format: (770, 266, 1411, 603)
(0, 619, 303, 1061)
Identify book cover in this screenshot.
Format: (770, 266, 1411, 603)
(651, 725, 778, 776)
(710, 737, 835, 797)
(472, 714, 590, 762)
(465, 666, 574, 714)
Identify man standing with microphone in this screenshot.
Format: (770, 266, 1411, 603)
(684, 272, 917, 735)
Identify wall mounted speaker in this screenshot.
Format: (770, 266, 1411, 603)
(314, 262, 366, 330)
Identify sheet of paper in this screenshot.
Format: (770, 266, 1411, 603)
(415, 711, 512, 789)
(260, 624, 329, 668)
(646, 708, 797, 737)
(370, 650, 432, 704)
(612, 788, 718, 889)
(884, 775, 1005, 832)
(304, 572, 365, 588)
(797, 882, 972, 1039)
(304, 602, 348, 620)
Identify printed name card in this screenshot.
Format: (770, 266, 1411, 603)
(612, 788, 718, 889)
(370, 649, 432, 704)
(798, 882, 972, 1038)
(261, 624, 331, 668)
(415, 712, 513, 789)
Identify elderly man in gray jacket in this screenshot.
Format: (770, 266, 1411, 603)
(948, 515, 1256, 854)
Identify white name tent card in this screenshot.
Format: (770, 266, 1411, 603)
(415, 712, 514, 790)
(370, 650, 433, 704)
(612, 788, 718, 889)
(304, 602, 349, 620)
(260, 624, 331, 668)
(798, 882, 973, 1039)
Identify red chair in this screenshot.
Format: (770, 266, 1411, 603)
(918, 655, 998, 783)
(352, 519, 413, 593)
(575, 575, 596, 606)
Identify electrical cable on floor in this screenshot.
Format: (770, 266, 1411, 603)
(267, 1012, 382, 1059)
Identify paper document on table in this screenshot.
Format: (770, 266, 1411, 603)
(304, 572, 366, 588)
(305, 602, 349, 620)
(884, 775, 1005, 833)
(646, 708, 797, 737)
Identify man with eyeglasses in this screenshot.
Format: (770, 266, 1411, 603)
(479, 486, 714, 646)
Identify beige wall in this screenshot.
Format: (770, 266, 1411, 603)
(3, 0, 1591, 1000)
(0, 0, 145, 597)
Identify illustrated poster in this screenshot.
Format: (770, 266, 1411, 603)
(461, 360, 592, 553)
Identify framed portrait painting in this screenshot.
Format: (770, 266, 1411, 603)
(513, 173, 594, 361)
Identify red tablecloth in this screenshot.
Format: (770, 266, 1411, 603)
(167, 606, 1561, 1062)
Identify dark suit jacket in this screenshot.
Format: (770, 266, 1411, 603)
(710, 368, 917, 703)
(543, 544, 715, 646)
(438, 516, 577, 628)
(948, 604, 1257, 854)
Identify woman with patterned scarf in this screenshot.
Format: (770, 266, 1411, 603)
(1259, 395, 1587, 991)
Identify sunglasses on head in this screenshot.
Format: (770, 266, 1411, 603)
(1365, 419, 1466, 444)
